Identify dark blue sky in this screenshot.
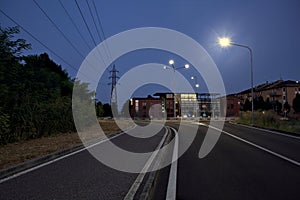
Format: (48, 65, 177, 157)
(1, 0, 300, 103)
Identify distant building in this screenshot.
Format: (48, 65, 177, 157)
(222, 80, 300, 116)
(198, 93, 221, 118)
(130, 96, 163, 119)
(129, 93, 221, 119)
(220, 94, 240, 117)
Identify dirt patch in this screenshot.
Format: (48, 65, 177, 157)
(0, 119, 133, 170)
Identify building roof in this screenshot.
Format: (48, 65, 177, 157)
(237, 80, 300, 95)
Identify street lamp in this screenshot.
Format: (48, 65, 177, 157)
(191, 76, 200, 119)
(218, 37, 254, 126)
(191, 76, 200, 88)
(164, 60, 190, 118)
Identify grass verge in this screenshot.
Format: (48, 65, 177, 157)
(0, 119, 133, 170)
(235, 111, 300, 134)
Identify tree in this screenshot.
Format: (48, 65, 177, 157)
(243, 98, 252, 111)
(0, 26, 31, 114)
(95, 101, 104, 117)
(264, 98, 273, 110)
(273, 100, 282, 114)
(283, 102, 291, 113)
(103, 103, 112, 117)
(293, 93, 300, 113)
(0, 26, 31, 59)
(0, 26, 94, 144)
(254, 96, 264, 110)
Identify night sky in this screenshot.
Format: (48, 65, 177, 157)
(1, 0, 300, 103)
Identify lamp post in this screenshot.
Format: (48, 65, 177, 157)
(191, 76, 200, 118)
(164, 60, 190, 118)
(191, 76, 200, 89)
(218, 37, 254, 126)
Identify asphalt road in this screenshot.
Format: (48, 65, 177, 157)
(1, 121, 300, 200)
(0, 124, 167, 200)
(172, 122, 300, 200)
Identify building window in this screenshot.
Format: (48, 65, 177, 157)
(283, 95, 286, 100)
(283, 88, 286, 92)
(142, 102, 146, 110)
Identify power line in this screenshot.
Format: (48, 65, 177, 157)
(58, 0, 92, 51)
(33, 0, 86, 60)
(74, 0, 109, 72)
(0, 9, 100, 83)
(34, 0, 105, 77)
(86, 0, 110, 63)
(0, 9, 77, 74)
(92, 0, 113, 63)
(85, 0, 102, 42)
(74, 0, 97, 49)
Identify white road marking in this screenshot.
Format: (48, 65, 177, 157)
(206, 124, 300, 167)
(229, 122, 300, 140)
(0, 125, 137, 184)
(166, 127, 179, 200)
(124, 127, 169, 200)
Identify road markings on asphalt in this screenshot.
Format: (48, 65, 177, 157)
(0, 125, 137, 184)
(166, 127, 179, 200)
(198, 123, 300, 167)
(124, 127, 169, 200)
(229, 122, 300, 140)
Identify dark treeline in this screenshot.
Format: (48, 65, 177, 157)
(0, 26, 109, 144)
(242, 95, 300, 115)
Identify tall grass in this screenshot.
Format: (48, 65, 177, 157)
(237, 111, 300, 134)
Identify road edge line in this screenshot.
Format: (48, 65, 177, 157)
(123, 127, 169, 200)
(229, 121, 300, 140)
(0, 125, 136, 183)
(208, 125, 300, 167)
(166, 127, 179, 200)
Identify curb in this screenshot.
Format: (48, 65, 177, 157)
(0, 130, 125, 180)
(0, 143, 84, 180)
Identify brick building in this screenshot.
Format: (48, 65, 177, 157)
(222, 80, 300, 117)
(129, 96, 164, 119)
(129, 93, 221, 119)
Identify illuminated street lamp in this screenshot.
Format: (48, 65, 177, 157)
(164, 60, 190, 118)
(191, 76, 200, 119)
(191, 76, 200, 88)
(218, 37, 254, 126)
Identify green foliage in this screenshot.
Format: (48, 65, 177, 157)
(243, 98, 251, 111)
(0, 26, 92, 144)
(0, 26, 31, 59)
(264, 98, 273, 110)
(96, 102, 104, 117)
(237, 111, 300, 134)
(254, 96, 264, 110)
(103, 103, 112, 117)
(0, 110, 10, 143)
(293, 94, 300, 113)
(273, 100, 282, 114)
(283, 102, 291, 114)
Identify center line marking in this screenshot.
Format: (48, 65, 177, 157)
(166, 127, 179, 200)
(124, 127, 169, 200)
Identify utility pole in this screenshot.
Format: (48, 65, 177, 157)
(109, 65, 119, 117)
